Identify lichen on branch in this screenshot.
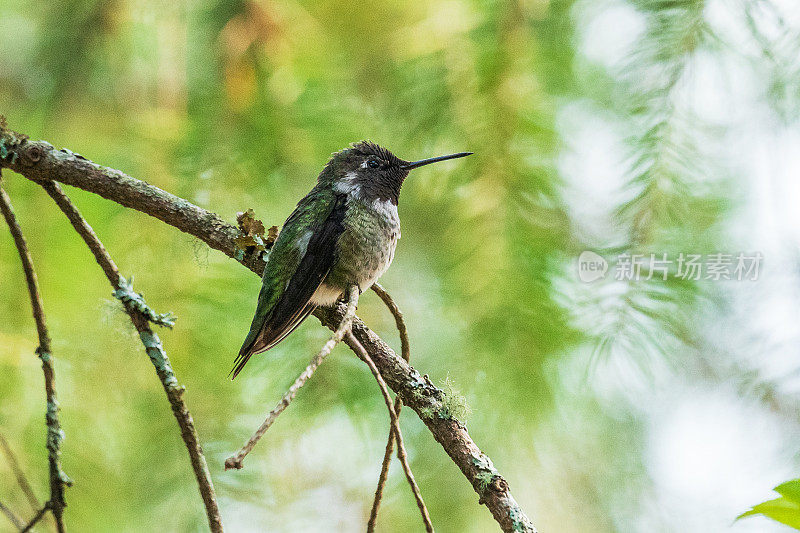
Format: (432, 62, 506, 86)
(112, 276, 176, 329)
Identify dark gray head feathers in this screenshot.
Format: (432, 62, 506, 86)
(321, 141, 409, 205)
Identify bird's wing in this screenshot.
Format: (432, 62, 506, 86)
(232, 189, 347, 378)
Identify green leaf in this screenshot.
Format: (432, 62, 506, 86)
(739, 481, 800, 530)
(777, 480, 800, 504)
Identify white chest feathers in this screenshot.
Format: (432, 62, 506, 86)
(355, 197, 400, 288)
(369, 198, 401, 235)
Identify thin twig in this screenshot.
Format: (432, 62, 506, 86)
(39, 180, 222, 533)
(0, 177, 68, 533)
(348, 332, 433, 532)
(0, 432, 41, 515)
(0, 499, 24, 530)
(225, 285, 361, 470)
(368, 283, 412, 529)
(20, 505, 48, 533)
(368, 413, 399, 532)
(371, 284, 410, 362)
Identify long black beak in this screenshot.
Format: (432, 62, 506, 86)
(400, 152, 473, 170)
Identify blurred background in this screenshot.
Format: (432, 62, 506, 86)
(2, 0, 800, 531)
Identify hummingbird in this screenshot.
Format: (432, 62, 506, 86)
(232, 141, 472, 378)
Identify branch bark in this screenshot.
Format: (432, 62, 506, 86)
(0, 176, 69, 533)
(348, 332, 433, 532)
(39, 180, 223, 533)
(0, 128, 537, 533)
(20, 505, 48, 533)
(367, 284, 428, 532)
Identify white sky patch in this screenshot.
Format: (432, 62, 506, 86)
(680, 50, 748, 126)
(556, 101, 630, 246)
(560, 2, 800, 532)
(576, 0, 645, 71)
(646, 387, 797, 532)
(714, 119, 800, 389)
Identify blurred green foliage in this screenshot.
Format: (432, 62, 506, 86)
(1, 0, 799, 531)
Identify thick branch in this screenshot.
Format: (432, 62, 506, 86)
(0, 128, 536, 533)
(0, 178, 68, 533)
(326, 305, 535, 532)
(39, 180, 222, 533)
(2, 139, 239, 257)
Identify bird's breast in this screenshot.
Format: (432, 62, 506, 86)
(327, 197, 400, 293)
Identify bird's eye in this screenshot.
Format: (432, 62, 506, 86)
(367, 158, 380, 169)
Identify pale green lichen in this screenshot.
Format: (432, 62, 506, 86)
(419, 407, 434, 419)
(113, 276, 176, 328)
(406, 369, 428, 391)
(472, 454, 499, 474)
(437, 375, 472, 421)
(0, 117, 26, 164)
(38, 349, 52, 364)
(472, 454, 500, 494)
(508, 507, 529, 532)
(46, 404, 72, 486)
(38, 354, 72, 487)
(59, 147, 87, 160)
(139, 330, 180, 391)
(476, 470, 494, 492)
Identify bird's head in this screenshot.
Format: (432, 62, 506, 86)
(321, 141, 472, 205)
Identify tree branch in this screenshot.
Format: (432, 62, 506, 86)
(368, 284, 422, 530)
(39, 180, 223, 533)
(0, 127, 537, 532)
(0, 432, 41, 516)
(20, 505, 48, 533)
(347, 332, 433, 532)
(371, 283, 410, 362)
(224, 285, 360, 470)
(0, 175, 69, 533)
(327, 305, 535, 532)
(0, 499, 24, 530)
